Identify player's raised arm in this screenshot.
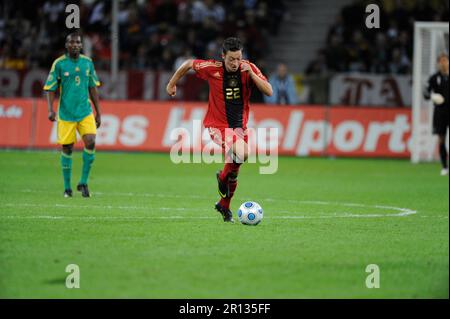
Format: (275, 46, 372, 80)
(166, 59, 194, 97)
(241, 61, 273, 97)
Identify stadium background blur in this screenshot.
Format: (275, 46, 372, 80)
(1, 0, 448, 104)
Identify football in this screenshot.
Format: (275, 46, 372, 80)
(237, 201, 263, 226)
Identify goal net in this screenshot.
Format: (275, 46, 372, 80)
(412, 22, 449, 163)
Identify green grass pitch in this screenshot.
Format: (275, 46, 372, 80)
(0, 150, 448, 298)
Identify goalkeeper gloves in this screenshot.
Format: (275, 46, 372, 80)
(431, 93, 445, 105)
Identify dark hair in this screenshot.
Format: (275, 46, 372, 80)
(222, 37, 243, 54)
(66, 31, 82, 42)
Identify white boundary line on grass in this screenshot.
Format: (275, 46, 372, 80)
(0, 189, 426, 220)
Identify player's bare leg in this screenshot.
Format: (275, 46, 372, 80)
(77, 134, 96, 197)
(62, 143, 74, 197)
(231, 138, 249, 163)
(438, 134, 448, 175)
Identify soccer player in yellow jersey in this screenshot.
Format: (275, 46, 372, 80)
(43, 32, 102, 197)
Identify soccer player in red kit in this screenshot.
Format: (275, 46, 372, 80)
(166, 37, 273, 223)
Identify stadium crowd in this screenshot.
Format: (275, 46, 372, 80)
(0, 0, 285, 71)
(1, 0, 448, 105)
(306, 0, 449, 75)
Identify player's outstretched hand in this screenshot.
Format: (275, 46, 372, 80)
(240, 61, 253, 74)
(166, 83, 177, 97)
(95, 113, 101, 128)
(48, 110, 56, 122)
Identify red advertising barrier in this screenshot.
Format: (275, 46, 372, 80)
(326, 107, 411, 158)
(0, 99, 35, 148)
(0, 98, 412, 158)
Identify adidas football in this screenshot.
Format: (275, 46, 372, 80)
(237, 201, 263, 225)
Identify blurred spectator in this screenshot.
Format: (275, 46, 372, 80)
(160, 47, 174, 71)
(370, 33, 389, 73)
(244, 0, 259, 10)
(191, 0, 225, 24)
(265, 0, 286, 35)
(87, 0, 110, 34)
(308, 0, 449, 75)
(0, 43, 27, 70)
(305, 50, 329, 76)
(178, 0, 196, 26)
(0, 5, 5, 45)
(326, 14, 345, 43)
(264, 63, 299, 105)
(173, 48, 195, 71)
(205, 36, 224, 60)
(155, 0, 179, 26)
(43, 0, 65, 37)
(388, 48, 411, 74)
(347, 30, 370, 72)
(325, 35, 347, 72)
(133, 44, 149, 70)
(0, 0, 282, 72)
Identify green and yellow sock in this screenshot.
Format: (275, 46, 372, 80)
(61, 152, 72, 190)
(79, 148, 95, 185)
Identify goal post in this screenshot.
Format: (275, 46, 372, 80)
(412, 22, 449, 163)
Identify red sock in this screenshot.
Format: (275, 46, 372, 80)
(219, 197, 230, 209)
(228, 178, 238, 199)
(219, 163, 233, 181)
(228, 163, 240, 197)
(218, 163, 241, 209)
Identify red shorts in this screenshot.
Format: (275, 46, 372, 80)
(207, 127, 248, 149)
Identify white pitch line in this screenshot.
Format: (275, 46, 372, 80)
(4, 203, 417, 218)
(19, 189, 416, 211)
(10, 189, 421, 219)
(1, 202, 208, 212)
(0, 215, 411, 221)
(0, 205, 419, 220)
(20, 189, 208, 200)
(2, 202, 415, 217)
(2, 215, 215, 220)
(2, 213, 446, 221)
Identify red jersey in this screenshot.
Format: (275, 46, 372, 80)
(192, 59, 268, 129)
